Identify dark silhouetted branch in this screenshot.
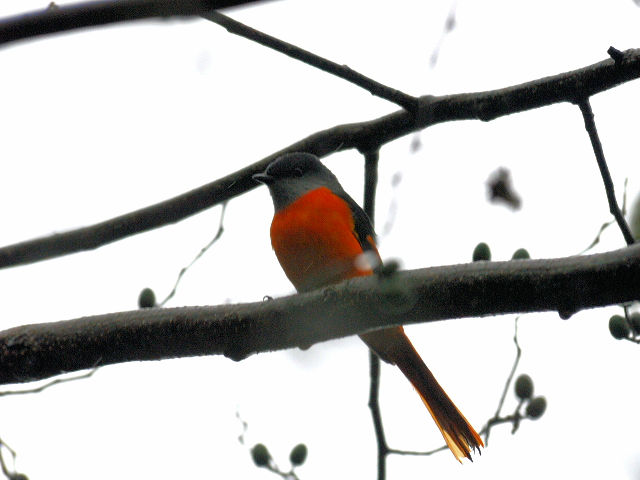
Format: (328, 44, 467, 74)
(203, 11, 419, 113)
(1, 49, 640, 269)
(1, 243, 640, 386)
(0, 160, 267, 270)
(577, 99, 635, 245)
(0, 0, 264, 48)
(368, 348, 387, 480)
(361, 150, 388, 480)
(363, 150, 380, 221)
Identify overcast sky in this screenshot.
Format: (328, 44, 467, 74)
(0, 1, 639, 479)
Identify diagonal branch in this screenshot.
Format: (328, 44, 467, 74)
(202, 11, 419, 112)
(1, 49, 640, 269)
(0, 0, 265, 48)
(1, 243, 640, 386)
(577, 99, 635, 245)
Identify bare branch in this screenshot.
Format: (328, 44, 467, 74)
(360, 150, 388, 480)
(1, 244, 640, 386)
(363, 150, 380, 221)
(0, 0, 265, 48)
(387, 444, 448, 458)
(0, 368, 97, 397)
(158, 202, 228, 307)
(579, 178, 629, 253)
(1, 49, 640, 269)
(0, 159, 266, 270)
(484, 317, 521, 445)
(203, 11, 419, 112)
(368, 348, 387, 480)
(577, 99, 635, 245)
(0, 438, 18, 480)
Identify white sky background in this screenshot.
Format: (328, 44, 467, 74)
(0, 1, 639, 479)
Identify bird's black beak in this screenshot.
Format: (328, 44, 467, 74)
(252, 172, 273, 185)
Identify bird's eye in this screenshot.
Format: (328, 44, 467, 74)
(294, 167, 304, 177)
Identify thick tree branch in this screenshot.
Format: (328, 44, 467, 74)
(0, 158, 274, 269)
(0, 0, 264, 48)
(1, 244, 639, 386)
(1, 49, 640, 269)
(202, 11, 419, 112)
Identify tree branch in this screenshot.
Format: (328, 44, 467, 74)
(202, 11, 419, 112)
(361, 150, 388, 480)
(484, 317, 521, 445)
(1, 243, 639, 386)
(577, 98, 635, 245)
(363, 150, 380, 221)
(1, 49, 640, 269)
(0, 0, 265, 48)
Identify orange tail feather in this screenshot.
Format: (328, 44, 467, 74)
(360, 327, 484, 462)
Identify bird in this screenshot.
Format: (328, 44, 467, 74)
(253, 152, 483, 462)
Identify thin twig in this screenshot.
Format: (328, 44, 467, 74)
(0, 439, 16, 479)
(484, 413, 524, 434)
(159, 202, 227, 306)
(203, 12, 419, 113)
(389, 317, 523, 457)
(0, 0, 264, 48)
(577, 99, 635, 245)
(484, 317, 521, 445)
(388, 444, 449, 457)
(1, 50, 640, 270)
(264, 463, 301, 480)
(579, 178, 629, 254)
(368, 350, 387, 480)
(0, 368, 97, 397)
(0, 367, 97, 479)
(579, 219, 616, 254)
(362, 150, 388, 480)
(385, 414, 522, 459)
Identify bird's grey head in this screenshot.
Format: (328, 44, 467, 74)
(253, 152, 344, 211)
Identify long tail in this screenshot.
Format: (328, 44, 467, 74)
(360, 327, 484, 462)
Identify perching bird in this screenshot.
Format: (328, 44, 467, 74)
(253, 152, 483, 461)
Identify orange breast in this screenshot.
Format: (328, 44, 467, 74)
(270, 187, 371, 293)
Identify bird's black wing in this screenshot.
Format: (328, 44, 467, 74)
(337, 191, 379, 256)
